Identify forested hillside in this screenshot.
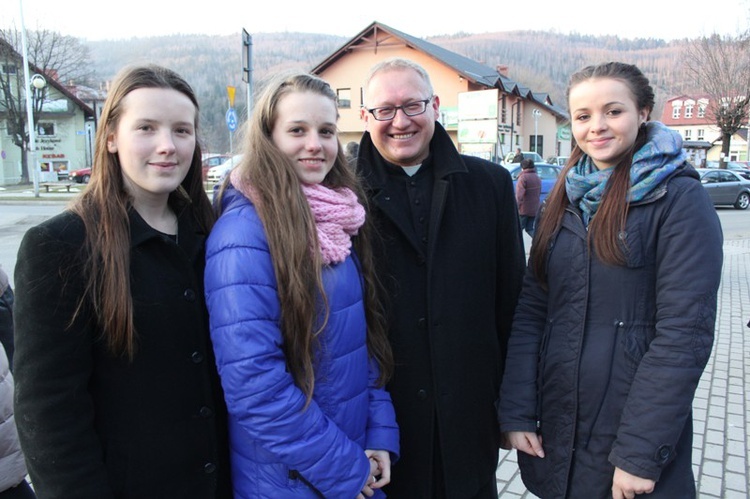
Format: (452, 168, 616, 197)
(87, 30, 692, 153)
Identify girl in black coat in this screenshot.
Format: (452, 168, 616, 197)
(13, 65, 231, 498)
(499, 62, 723, 498)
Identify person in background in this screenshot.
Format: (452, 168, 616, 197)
(357, 57, 525, 498)
(499, 62, 723, 499)
(204, 72, 399, 498)
(0, 266, 35, 499)
(512, 147, 524, 163)
(13, 65, 231, 498)
(515, 158, 541, 237)
(345, 140, 360, 168)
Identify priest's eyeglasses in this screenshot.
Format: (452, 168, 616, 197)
(366, 97, 433, 121)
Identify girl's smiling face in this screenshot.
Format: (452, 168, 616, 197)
(271, 90, 339, 185)
(569, 77, 649, 170)
(107, 87, 196, 202)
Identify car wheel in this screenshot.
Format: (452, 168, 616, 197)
(82, 174, 90, 184)
(734, 191, 750, 210)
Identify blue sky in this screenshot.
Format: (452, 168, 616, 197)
(5, 0, 749, 41)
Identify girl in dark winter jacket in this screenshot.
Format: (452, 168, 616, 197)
(204, 72, 399, 498)
(13, 65, 231, 498)
(499, 62, 723, 498)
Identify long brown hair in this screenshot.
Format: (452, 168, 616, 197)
(530, 62, 654, 283)
(69, 64, 215, 359)
(225, 72, 392, 405)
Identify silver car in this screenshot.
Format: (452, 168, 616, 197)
(698, 168, 750, 210)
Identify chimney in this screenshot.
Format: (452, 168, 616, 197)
(497, 65, 509, 77)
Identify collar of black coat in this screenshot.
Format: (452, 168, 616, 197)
(357, 121, 467, 190)
(128, 193, 204, 261)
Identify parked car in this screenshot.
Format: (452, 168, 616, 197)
(697, 168, 750, 210)
(206, 154, 243, 183)
(503, 151, 544, 164)
(201, 154, 232, 180)
(704, 161, 750, 180)
(69, 167, 92, 184)
(504, 162, 563, 204)
(546, 156, 569, 167)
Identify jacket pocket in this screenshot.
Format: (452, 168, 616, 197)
(618, 225, 645, 268)
(288, 470, 326, 498)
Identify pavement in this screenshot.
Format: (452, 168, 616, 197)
(496, 237, 750, 497)
(1, 183, 748, 498)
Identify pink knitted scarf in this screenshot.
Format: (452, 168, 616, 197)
(231, 169, 365, 265)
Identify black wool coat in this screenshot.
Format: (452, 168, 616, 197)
(13, 203, 232, 499)
(358, 123, 526, 498)
(499, 166, 723, 498)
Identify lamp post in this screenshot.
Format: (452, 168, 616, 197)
(26, 74, 47, 195)
(532, 109, 542, 155)
(19, 0, 48, 195)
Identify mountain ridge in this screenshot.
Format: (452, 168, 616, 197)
(87, 30, 691, 152)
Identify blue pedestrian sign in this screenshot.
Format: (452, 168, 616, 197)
(226, 108, 238, 132)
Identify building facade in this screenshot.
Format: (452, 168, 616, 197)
(0, 40, 94, 186)
(661, 94, 749, 165)
(310, 22, 571, 165)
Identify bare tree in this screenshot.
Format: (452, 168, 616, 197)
(0, 26, 93, 182)
(684, 34, 750, 168)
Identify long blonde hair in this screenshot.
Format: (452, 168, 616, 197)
(70, 65, 214, 359)
(223, 72, 392, 405)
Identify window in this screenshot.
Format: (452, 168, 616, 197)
(37, 122, 55, 136)
(684, 129, 692, 140)
(697, 129, 705, 140)
(1, 64, 17, 75)
(685, 104, 693, 118)
(337, 88, 351, 109)
(501, 95, 507, 122)
(672, 106, 680, 119)
(698, 103, 707, 118)
(500, 133, 506, 144)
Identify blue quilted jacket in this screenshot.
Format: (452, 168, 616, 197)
(205, 186, 399, 498)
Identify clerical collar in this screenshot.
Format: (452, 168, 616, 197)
(401, 164, 422, 177)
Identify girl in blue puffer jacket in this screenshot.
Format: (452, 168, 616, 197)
(204, 72, 399, 498)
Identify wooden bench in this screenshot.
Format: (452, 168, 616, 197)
(40, 182, 74, 193)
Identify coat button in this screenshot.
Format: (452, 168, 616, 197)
(191, 351, 204, 364)
(416, 256, 426, 266)
(417, 318, 427, 329)
(655, 444, 671, 463)
(203, 462, 217, 474)
(199, 406, 213, 418)
(183, 289, 196, 302)
(417, 389, 427, 400)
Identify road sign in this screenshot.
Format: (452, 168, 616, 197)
(226, 108, 238, 132)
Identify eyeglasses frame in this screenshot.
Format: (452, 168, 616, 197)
(365, 96, 434, 121)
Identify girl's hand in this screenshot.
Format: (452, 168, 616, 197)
(365, 449, 392, 490)
(507, 431, 545, 458)
(611, 467, 655, 498)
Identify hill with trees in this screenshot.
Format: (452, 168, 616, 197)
(86, 30, 693, 153)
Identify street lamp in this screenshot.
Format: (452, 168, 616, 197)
(26, 74, 47, 195)
(18, 0, 49, 196)
(532, 109, 542, 154)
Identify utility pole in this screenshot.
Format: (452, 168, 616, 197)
(242, 29, 253, 120)
(19, 0, 40, 196)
